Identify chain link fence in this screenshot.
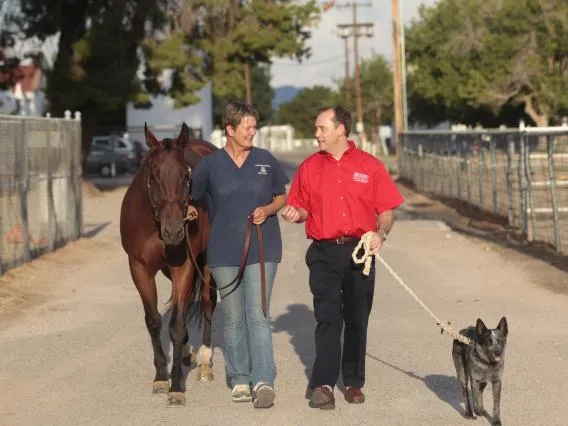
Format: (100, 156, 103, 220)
(399, 128, 568, 253)
(0, 114, 82, 275)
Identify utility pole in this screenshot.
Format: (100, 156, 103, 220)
(336, 30, 351, 109)
(391, 0, 404, 165)
(244, 63, 252, 106)
(399, 0, 408, 131)
(336, 2, 373, 144)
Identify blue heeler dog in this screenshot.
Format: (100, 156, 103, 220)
(452, 317, 508, 426)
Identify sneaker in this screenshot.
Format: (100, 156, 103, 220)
(232, 384, 252, 402)
(253, 383, 276, 408)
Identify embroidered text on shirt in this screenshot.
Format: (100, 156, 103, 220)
(255, 164, 272, 175)
(352, 172, 369, 183)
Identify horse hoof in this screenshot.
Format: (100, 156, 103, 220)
(152, 381, 169, 395)
(196, 365, 214, 382)
(167, 392, 186, 407)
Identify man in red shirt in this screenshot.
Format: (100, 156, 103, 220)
(281, 105, 403, 410)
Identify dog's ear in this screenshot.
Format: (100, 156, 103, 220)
(497, 316, 508, 337)
(476, 318, 488, 336)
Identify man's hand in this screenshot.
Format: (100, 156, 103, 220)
(369, 230, 387, 253)
(280, 205, 302, 223)
(251, 206, 268, 225)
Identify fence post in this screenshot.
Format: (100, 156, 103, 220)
(518, 131, 528, 236)
(524, 134, 536, 241)
(46, 119, 55, 252)
(73, 112, 83, 240)
(466, 144, 472, 203)
(547, 134, 561, 251)
(478, 140, 485, 209)
(456, 142, 461, 200)
(507, 138, 515, 227)
(490, 137, 498, 214)
(17, 120, 31, 262)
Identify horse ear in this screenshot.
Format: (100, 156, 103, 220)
(177, 122, 190, 146)
(145, 122, 159, 148)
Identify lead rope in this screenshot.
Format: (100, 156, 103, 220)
(352, 231, 471, 345)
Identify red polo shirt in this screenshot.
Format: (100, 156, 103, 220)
(287, 141, 404, 240)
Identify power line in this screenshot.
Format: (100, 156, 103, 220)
(271, 54, 344, 66)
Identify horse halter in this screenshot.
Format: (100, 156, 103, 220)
(146, 157, 192, 223)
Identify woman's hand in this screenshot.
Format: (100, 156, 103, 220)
(251, 206, 268, 224)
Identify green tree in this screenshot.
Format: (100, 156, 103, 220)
(406, 0, 568, 127)
(181, 0, 319, 102)
(15, 0, 177, 158)
(278, 85, 340, 138)
(336, 54, 393, 143)
(212, 63, 274, 129)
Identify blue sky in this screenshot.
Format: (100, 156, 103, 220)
(270, 0, 438, 88)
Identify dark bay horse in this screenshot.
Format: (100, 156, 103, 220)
(120, 123, 218, 407)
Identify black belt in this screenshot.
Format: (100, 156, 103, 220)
(316, 236, 359, 245)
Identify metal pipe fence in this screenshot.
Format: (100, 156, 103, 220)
(0, 114, 82, 275)
(399, 128, 568, 253)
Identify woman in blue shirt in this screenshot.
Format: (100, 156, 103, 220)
(190, 102, 289, 408)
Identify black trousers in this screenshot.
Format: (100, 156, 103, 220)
(305, 240, 375, 389)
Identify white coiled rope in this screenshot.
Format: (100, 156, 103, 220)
(352, 231, 471, 345)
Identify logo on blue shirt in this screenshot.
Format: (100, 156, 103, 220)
(255, 164, 271, 175)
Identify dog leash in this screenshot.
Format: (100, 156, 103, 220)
(353, 232, 472, 345)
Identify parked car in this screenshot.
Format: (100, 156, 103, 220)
(131, 140, 149, 169)
(92, 135, 136, 158)
(84, 144, 132, 177)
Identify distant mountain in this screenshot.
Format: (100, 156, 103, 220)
(272, 85, 302, 110)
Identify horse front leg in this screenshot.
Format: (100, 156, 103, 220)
(129, 259, 169, 395)
(196, 264, 217, 382)
(167, 265, 195, 407)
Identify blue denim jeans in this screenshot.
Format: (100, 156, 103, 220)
(211, 262, 278, 388)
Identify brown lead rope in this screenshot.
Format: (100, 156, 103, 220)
(185, 214, 268, 317)
(256, 219, 267, 317)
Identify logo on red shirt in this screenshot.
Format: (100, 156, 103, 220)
(352, 171, 369, 183)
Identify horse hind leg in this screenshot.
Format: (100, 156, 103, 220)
(129, 259, 169, 395)
(196, 264, 216, 382)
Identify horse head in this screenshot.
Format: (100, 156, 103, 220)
(144, 122, 193, 246)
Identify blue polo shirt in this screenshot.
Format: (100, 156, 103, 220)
(190, 147, 289, 267)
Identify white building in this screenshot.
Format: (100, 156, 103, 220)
(0, 62, 46, 116)
(126, 81, 213, 144)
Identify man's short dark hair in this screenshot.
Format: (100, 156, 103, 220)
(223, 101, 259, 130)
(318, 105, 352, 137)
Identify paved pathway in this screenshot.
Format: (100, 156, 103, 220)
(0, 155, 567, 425)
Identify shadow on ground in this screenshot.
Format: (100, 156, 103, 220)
(272, 303, 316, 387)
(366, 353, 464, 416)
(82, 222, 111, 238)
(86, 174, 135, 192)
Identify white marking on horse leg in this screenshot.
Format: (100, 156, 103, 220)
(196, 344, 213, 367)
